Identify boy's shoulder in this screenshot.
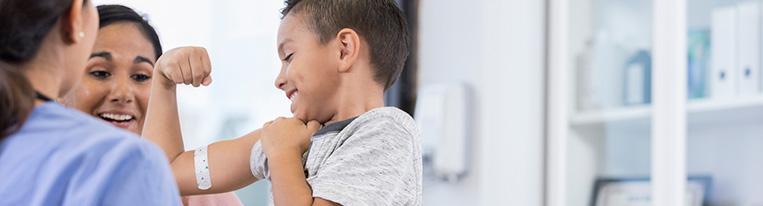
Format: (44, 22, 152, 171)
(340, 106, 418, 138)
(305, 107, 423, 206)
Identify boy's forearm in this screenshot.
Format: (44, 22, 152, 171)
(142, 76, 185, 161)
(268, 152, 314, 205)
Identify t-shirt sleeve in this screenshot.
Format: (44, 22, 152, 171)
(250, 140, 308, 181)
(308, 117, 419, 206)
(67, 137, 181, 206)
(249, 140, 269, 180)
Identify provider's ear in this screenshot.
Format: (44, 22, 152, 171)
(335, 28, 361, 73)
(60, 0, 87, 44)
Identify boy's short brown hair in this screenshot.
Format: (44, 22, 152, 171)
(282, 0, 410, 90)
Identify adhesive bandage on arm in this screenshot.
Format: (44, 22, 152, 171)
(194, 145, 212, 190)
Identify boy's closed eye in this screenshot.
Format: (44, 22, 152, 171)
(282, 53, 295, 63)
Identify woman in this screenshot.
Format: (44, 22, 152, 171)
(0, 0, 179, 205)
(62, 5, 242, 205)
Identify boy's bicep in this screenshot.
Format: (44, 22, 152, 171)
(173, 131, 261, 195)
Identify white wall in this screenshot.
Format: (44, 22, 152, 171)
(419, 0, 546, 205)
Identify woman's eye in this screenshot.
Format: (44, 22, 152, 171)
(89, 70, 111, 79)
(131, 74, 151, 82)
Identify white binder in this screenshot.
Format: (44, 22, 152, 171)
(711, 7, 738, 99)
(737, 1, 761, 96)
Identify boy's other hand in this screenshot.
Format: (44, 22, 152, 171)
(261, 117, 321, 158)
(154, 46, 213, 89)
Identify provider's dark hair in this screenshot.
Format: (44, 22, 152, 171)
(97, 4, 163, 59)
(282, 0, 410, 90)
(0, 0, 87, 140)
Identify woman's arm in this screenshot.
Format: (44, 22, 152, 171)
(170, 130, 261, 195)
(142, 46, 260, 195)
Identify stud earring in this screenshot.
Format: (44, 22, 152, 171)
(78, 32, 85, 39)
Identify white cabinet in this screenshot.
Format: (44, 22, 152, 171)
(547, 0, 763, 205)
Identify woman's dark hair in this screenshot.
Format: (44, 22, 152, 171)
(97, 5, 163, 60)
(0, 0, 85, 139)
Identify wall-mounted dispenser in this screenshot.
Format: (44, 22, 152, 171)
(415, 83, 471, 183)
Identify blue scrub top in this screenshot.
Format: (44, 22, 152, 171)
(0, 103, 180, 205)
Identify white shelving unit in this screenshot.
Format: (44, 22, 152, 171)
(547, 0, 763, 205)
(570, 96, 763, 127)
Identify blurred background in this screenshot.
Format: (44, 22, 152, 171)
(93, 0, 763, 205)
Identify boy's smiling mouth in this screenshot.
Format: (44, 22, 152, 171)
(286, 89, 299, 112)
(286, 89, 298, 102)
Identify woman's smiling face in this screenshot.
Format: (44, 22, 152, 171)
(63, 22, 157, 134)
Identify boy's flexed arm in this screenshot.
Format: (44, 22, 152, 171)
(142, 47, 259, 195)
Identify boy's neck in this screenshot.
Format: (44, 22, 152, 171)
(326, 81, 385, 125)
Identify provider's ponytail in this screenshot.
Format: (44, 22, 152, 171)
(0, 0, 80, 140)
(0, 64, 35, 140)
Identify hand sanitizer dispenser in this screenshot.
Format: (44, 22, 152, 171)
(415, 83, 471, 182)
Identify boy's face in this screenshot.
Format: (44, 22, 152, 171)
(275, 13, 341, 123)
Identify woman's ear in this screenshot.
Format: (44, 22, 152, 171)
(60, 0, 86, 44)
(335, 28, 361, 73)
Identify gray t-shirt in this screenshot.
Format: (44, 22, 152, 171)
(250, 107, 422, 206)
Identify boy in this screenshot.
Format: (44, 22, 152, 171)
(142, 0, 421, 205)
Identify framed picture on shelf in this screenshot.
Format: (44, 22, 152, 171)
(590, 176, 712, 206)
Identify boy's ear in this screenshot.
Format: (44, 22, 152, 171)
(60, 0, 85, 44)
(335, 28, 361, 73)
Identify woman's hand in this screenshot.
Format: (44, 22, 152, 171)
(154, 46, 212, 90)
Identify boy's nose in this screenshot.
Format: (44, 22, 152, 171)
(274, 75, 287, 90)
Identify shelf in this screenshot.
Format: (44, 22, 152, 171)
(570, 95, 763, 128)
